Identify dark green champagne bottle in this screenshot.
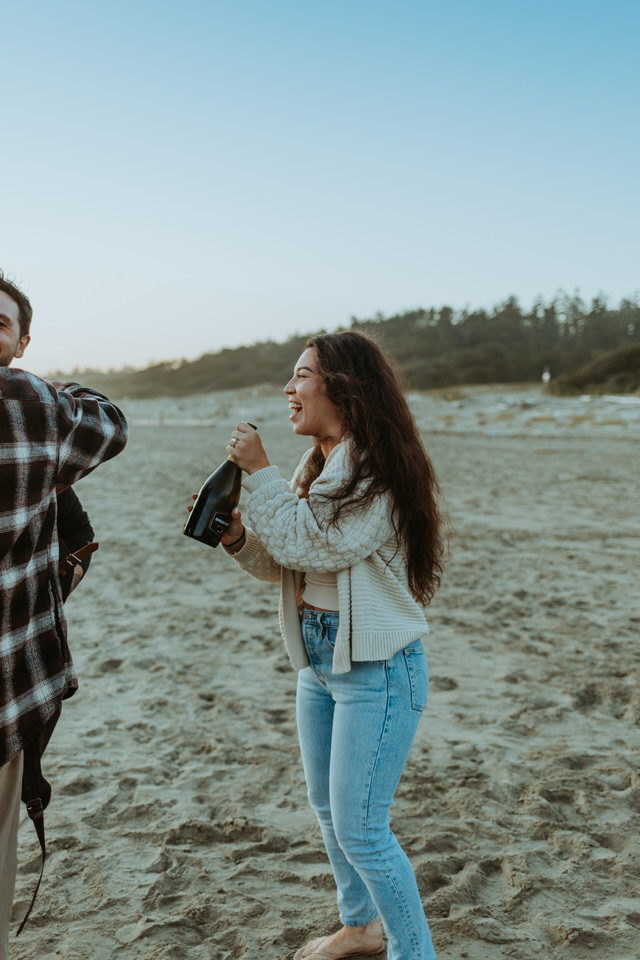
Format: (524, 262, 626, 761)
(183, 423, 256, 548)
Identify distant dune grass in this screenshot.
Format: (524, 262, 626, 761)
(50, 296, 640, 400)
(549, 345, 640, 396)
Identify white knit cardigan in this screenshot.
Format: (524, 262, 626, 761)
(232, 440, 429, 674)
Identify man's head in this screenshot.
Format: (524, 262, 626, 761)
(0, 271, 32, 367)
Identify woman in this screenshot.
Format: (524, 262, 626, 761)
(220, 331, 443, 960)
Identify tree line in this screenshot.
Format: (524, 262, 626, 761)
(65, 292, 640, 398)
(351, 293, 639, 390)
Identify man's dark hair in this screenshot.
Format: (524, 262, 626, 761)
(0, 270, 33, 337)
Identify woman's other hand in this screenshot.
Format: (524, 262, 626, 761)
(187, 498, 245, 551)
(220, 507, 245, 549)
(227, 421, 270, 474)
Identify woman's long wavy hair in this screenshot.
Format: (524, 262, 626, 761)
(298, 331, 445, 606)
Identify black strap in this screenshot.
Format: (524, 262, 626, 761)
(16, 707, 59, 936)
(15, 795, 46, 936)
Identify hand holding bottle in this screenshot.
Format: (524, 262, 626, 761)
(226, 421, 270, 474)
(220, 507, 245, 550)
(184, 422, 261, 549)
(187, 499, 245, 551)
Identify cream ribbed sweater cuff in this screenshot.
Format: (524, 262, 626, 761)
(242, 465, 282, 494)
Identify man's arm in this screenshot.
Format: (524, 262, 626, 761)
(53, 381, 128, 487)
(0, 370, 127, 565)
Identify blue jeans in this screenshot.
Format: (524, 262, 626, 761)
(296, 607, 437, 960)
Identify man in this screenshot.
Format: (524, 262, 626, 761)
(0, 271, 128, 956)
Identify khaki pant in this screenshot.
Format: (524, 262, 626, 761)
(0, 753, 23, 960)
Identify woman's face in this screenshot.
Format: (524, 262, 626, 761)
(284, 347, 343, 453)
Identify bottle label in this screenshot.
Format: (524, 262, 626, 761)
(208, 512, 231, 537)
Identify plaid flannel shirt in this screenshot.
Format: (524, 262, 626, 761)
(0, 368, 128, 767)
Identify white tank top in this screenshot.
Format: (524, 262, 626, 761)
(303, 570, 339, 611)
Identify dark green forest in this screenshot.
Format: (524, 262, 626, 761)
(63, 293, 640, 398)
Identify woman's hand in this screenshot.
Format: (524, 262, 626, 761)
(227, 421, 270, 474)
(220, 507, 245, 550)
(187, 497, 245, 551)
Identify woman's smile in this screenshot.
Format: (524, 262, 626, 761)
(288, 398, 302, 422)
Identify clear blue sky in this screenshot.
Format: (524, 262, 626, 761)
(2, 0, 638, 374)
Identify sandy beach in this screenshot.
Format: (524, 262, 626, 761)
(11, 384, 640, 960)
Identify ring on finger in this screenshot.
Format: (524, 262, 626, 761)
(231, 437, 237, 447)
